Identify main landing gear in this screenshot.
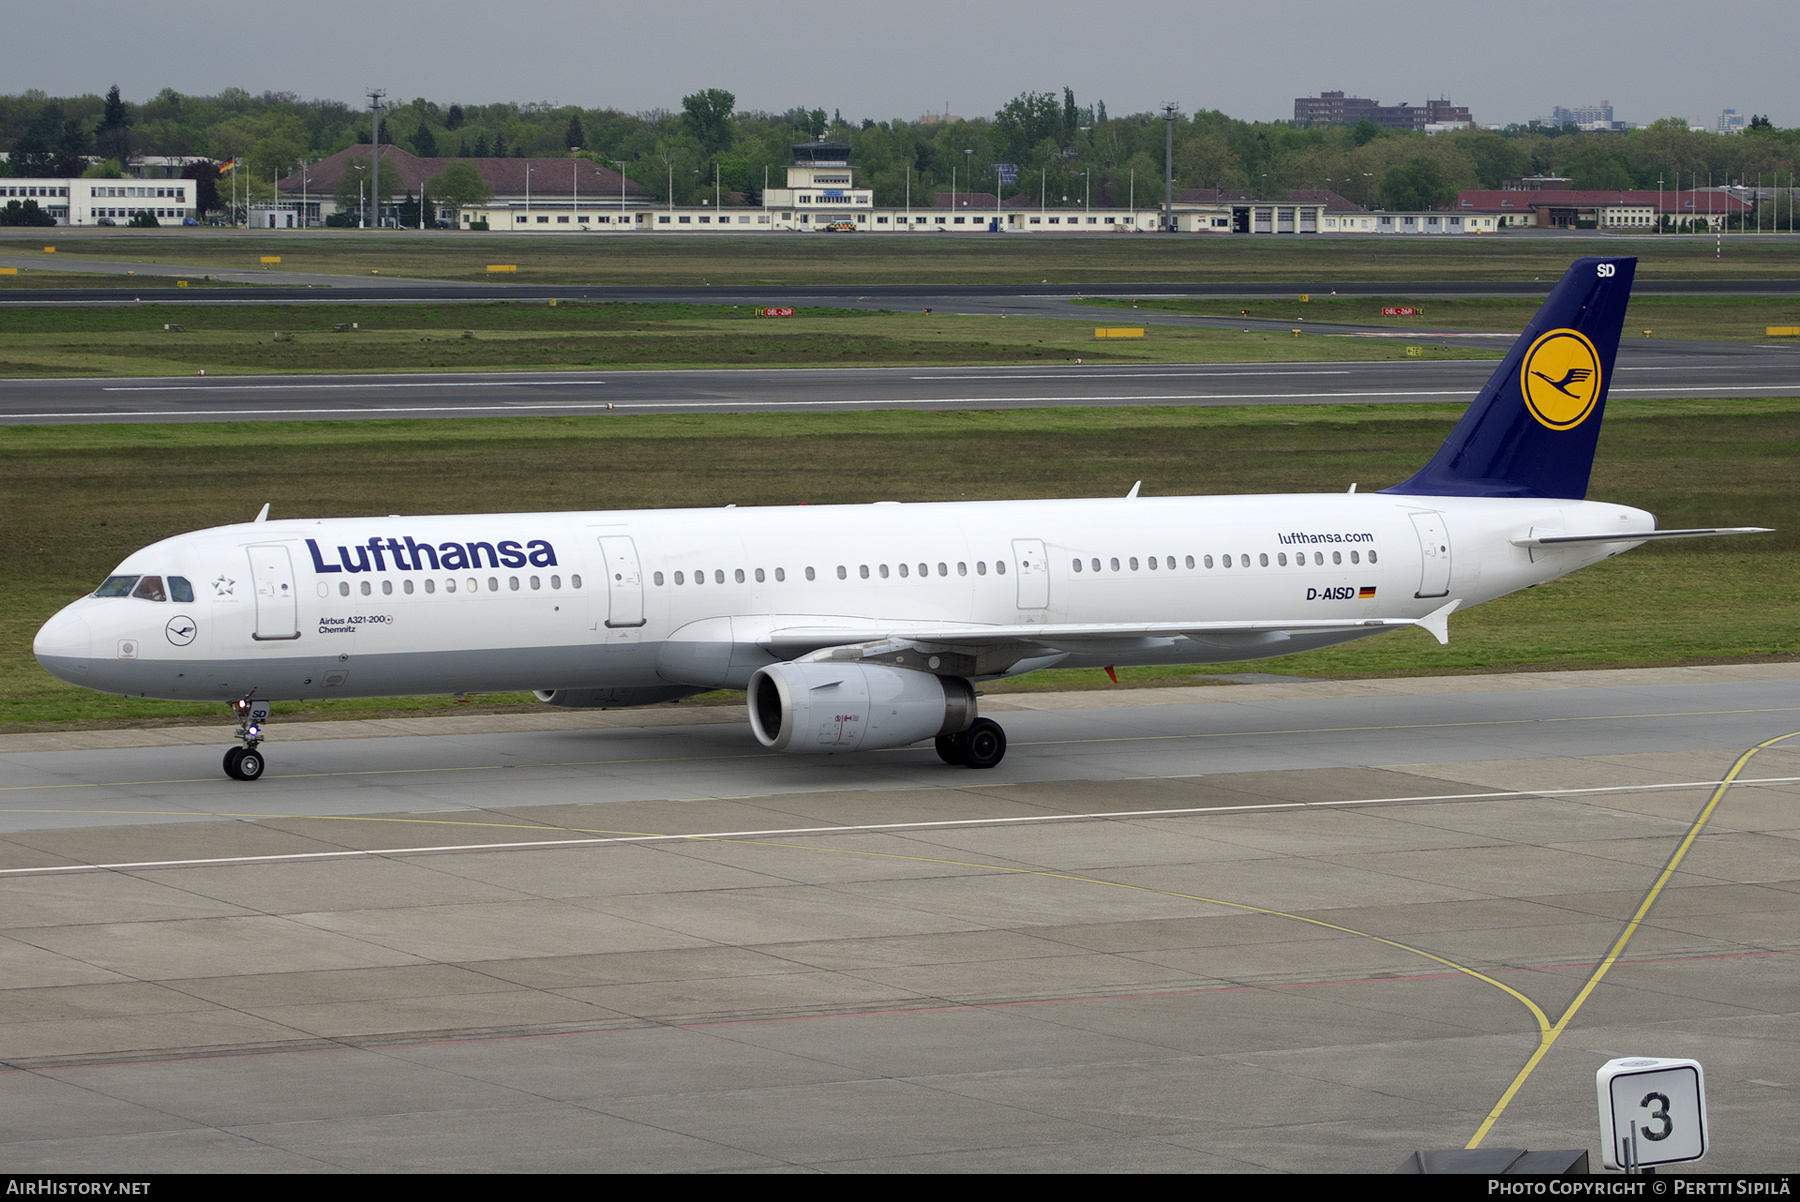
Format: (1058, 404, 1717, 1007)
(224, 697, 269, 782)
(935, 717, 1007, 769)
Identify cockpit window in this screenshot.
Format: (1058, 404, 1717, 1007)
(131, 576, 167, 602)
(169, 576, 195, 603)
(95, 575, 139, 598)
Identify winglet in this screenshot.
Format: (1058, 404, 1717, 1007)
(1417, 599, 1461, 646)
(253, 503, 270, 523)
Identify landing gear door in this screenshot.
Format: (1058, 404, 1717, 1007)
(597, 536, 647, 630)
(247, 543, 300, 640)
(1012, 538, 1050, 611)
(1409, 512, 1452, 598)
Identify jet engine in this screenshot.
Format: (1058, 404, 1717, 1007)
(748, 662, 976, 753)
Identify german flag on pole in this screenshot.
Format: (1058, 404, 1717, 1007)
(218, 158, 237, 172)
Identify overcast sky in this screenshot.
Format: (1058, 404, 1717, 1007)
(13, 1, 1799, 129)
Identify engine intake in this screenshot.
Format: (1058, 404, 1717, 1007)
(748, 662, 976, 753)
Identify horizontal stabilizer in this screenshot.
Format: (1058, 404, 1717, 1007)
(1511, 527, 1772, 548)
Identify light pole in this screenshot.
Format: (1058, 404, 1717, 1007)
(351, 162, 366, 229)
(964, 148, 973, 214)
(1362, 172, 1374, 209)
(526, 165, 533, 226)
(570, 148, 580, 228)
(611, 160, 629, 227)
(1084, 169, 1090, 216)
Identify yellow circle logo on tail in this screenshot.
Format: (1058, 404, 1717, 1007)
(1521, 328, 1603, 429)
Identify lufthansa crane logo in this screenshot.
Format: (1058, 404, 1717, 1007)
(1520, 328, 1603, 430)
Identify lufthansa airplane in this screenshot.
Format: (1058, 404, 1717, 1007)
(33, 257, 1767, 781)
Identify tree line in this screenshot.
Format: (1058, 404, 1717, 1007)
(3, 85, 1797, 215)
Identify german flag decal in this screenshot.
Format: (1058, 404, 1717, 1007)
(1359, 586, 1377, 598)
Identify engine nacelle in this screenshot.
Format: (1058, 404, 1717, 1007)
(534, 686, 703, 708)
(748, 662, 976, 753)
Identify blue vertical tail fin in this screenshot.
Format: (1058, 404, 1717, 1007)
(1383, 256, 1635, 499)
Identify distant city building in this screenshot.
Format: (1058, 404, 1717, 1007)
(1293, 92, 1472, 130)
(1717, 108, 1747, 134)
(1553, 102, 1612, 126)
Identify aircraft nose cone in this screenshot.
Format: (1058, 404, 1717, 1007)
(33, 607, 92, 683)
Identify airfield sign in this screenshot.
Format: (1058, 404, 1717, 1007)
(1597, 1057, 1708, 1170)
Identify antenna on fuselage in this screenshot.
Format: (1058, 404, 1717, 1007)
(1125, 481, 1141, 499)
(253, 503, 270, 523)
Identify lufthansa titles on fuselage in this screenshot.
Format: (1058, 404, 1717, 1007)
(306, 536, 558, 576)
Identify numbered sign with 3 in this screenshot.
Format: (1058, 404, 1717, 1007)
(1596, 1057, 1708, 1170)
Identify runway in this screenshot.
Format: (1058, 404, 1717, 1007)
(2, 337, 1796, 424)
(2, 664, 1796, 1171)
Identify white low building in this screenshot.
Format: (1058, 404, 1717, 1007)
(3, 178, 197, 225)
(1324, 211, 1500, 234)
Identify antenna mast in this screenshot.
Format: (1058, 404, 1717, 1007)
(367, 89, 387, 229)
(1162, 102, 1177, 233)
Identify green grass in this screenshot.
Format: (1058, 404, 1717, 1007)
(0, 301, 1498, 377)
(1078, 293, 1800, 343)
(5, 230, 1799, 285)
(2, 398, 1794, 729)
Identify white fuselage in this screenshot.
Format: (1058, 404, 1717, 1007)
(33, 492, 1654, 704)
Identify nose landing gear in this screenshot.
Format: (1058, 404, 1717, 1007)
(224, 698, 269, 781)
(934, 717, 1007, 769)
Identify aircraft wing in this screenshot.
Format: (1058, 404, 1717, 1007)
(761, 600, 1462, 659)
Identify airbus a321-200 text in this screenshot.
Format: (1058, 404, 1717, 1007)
(33, 257, 1769, 781)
